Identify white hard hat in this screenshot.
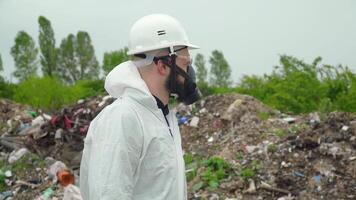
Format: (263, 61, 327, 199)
(127, 14, 199, 55)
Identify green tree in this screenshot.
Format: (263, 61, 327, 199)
(209, 50, 232, 87)
(75, 31, 99, 80)
(102, 47, 130, 75)
(38, 16, 57, 77)
(10, 31, 38, 81)
(57, 34, 78, 84)
(194, 53, 208, 85)
(0, 53, 4, 82)
(0, 53, 3, 72)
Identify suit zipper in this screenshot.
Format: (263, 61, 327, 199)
(163, 114, 173, 138)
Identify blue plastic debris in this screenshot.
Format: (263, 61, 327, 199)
(178, 116, 188, 125)
(176, 114, 189, 125)
(293, 172, 305, 178)
(313, 175, 321, 183)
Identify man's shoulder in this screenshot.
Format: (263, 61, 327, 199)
(102, 97, 139, 117)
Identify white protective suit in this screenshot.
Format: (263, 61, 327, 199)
(80, 61, 187, 200)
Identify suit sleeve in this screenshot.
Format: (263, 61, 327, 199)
(80, 104, 143, 200)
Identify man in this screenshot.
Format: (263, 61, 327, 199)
(80, 14, 200, 200)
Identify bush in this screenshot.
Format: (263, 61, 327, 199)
(236, 55, 356, 114)
(0, 79, 16, 99)
(12, 76, 105, 111)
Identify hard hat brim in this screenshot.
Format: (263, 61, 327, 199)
(128, 43, 200, 55)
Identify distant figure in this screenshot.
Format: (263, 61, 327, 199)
(80, 14, 200, 200)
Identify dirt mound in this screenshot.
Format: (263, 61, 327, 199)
(178, 94, 356, 199)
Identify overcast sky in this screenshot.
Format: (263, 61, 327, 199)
(0, 0, 355, 83)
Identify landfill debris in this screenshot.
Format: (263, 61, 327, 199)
(282, 117, 296, 123)
(0, 191, 13, 200)
(244, 179, 256, 194)
(63, 184, 83, 200)
(179, 94, 356, 199)
(207, 136, 214, 143)
(189, 116, 200, 127)
(4, 170, 12, 178)
(57, 170, 75, 187)
(48, 161, 68, 182)
(35, 187, 54, 200)
(1, 93, 356, 199)
(8, 148, 29, 164)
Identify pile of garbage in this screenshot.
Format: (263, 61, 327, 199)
(0, 96, 114, 199)
(177, 94, 356, 199)
(1, 93, 356, 199)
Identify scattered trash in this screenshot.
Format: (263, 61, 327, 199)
(8, 148, 29, 164)
(313, 174, 321, 183)
(282, 117, 296, 123)
(177, 115, 189, 125)
(277, 194, 295, 200)
(341, 125, 349, 131)
(1, 93, 356, 199)
(31, 114, 51, 126)
(35, 187, 54, 200)
(244, 179, 256, 193)
(48, 161, 68, 182)
(4, 170, 12, 178)
(57, 169, 75, 186)
(63, 184, 83, 200)
(207, 136, 214, 143)
(309, 112, 320, 125)
(189, 116, 200, 127)
(293, 172, 305, 178)
(0, 191, 13, 200)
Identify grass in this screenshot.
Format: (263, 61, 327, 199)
(239, 159, 263, 181)
(185, 155, 234, 191)
(267, 144, 278, 153)
(274, 129, 288, 138)
(240, 168, 255, 180)
(0, 153, 46, 192)
(257, 112, 270, 121)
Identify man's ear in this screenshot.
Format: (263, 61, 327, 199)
(156, 60, 169, 76)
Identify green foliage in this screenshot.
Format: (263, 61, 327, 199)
(267, 144, 278, 153)
(274, 129, 288, 138)
(239, 160, 262, 180)
(102, 47, 131, 75)
(237, 55, 356, 114)
(11, 31, 39, 82)
(0, 53, 3, 72)
(257, 112, 270, 120)
(184, 153, 194, 165)
(235, 151, 244, 160)
(198, 82, 237, 97)
(194, 53, 208, 85)
(13, 76, 103, 111)
(184, 154, 199, 182)
(240, 168, 255, 180)
(38, 16, 57, 77)
(184, 155, 233, 191)
(237, 75, 268, 100)
(0, 169, 7, 192)
(209, 50, 232, 87)
(76, 31, 99, 80)
(200, 156, 232, 190)
(57, 32, 100, 83)
(0, 80, 16, 99)
(288, 124, 303, 135)
(57, 34, 78, 84)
